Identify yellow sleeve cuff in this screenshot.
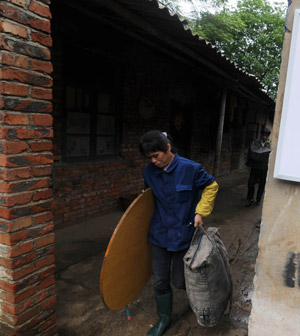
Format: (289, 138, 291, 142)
(195, 181, 218, 217)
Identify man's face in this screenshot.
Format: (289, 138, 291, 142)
(145, 144, 173, 169)
(262, 133, 270, 142)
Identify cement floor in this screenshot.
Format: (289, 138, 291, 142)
(55, 168, 262, 336)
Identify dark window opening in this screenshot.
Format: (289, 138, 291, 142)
(170, 102, 192, 157)
(63, 43, 121, 161)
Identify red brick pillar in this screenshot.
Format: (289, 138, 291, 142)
(0, 1, 56, 335)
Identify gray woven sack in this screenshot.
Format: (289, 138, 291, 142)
(183, 226, 232, 327)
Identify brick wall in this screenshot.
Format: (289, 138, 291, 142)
(53, 160, 144, 228)
(50, 5, 268, 228)
(51, 31, 224, 228)
(0, 1, 56, 335)
(50, 17, 242, 228)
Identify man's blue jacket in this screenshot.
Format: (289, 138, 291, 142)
(143, 153, 215, 251)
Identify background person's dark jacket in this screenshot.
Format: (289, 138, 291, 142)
(246, 139, 271, 170)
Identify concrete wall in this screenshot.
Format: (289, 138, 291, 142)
(249, 2, 300, 335)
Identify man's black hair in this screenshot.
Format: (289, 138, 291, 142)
(262, 127, 271, 135)
(139, 130, 171, 156)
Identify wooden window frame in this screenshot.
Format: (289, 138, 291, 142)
(61, 45, 122, 162)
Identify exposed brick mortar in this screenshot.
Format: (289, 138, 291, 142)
(0, 52, 29, 70)
(0, 275, 54, 305)
(0, 112, 52, 120)
(0, 190, 33, 197)
(0, 18, 30, 38)
(0, 245, 54, 269)
(0, 152, 52, 159)
(30, 26, 52, 38)
(0, 88, 52, 97)
(30, 29, 52, 47)
(0, 39, 51, 62)
(1, 34, 51, 55)
(0, 254, 54, 281)
(2, 0, 28, 9)
(0, 115, 52, 129)
(0, 211, 53, 226)
(0, 155, 53, 169)
(0, 127, 53, 140)
(1, 51, 51, 69)
(0, 82, 29, 97)
(0, 141, 52, 147)
(0, 125, 52, 129)
(0, 80, 47, 89)
(0, 177, 51, 190)
(1, 1, 51, 23)
(0, 164, 52, 168)
(5, 313, 57, 334)
(3, 289, 56, 310)
(0, 164, 51, 174)
(0, 266, 10, 280)
(1, 302, 57, 328)
(1, 283, 36, 298)
(28, 0, 52, 19)
(0, 294, 55, 327)
(30, 87, 52, 100)
(1, 66, 53, 81)
(0, 188, 49, 198)
(0, 227, 54, 249)
(1, 52, 53, 75)
(0, 197, 52, 208)
(0, 262, 54, 286)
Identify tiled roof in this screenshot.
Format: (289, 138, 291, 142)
(60, 0, 274, 105)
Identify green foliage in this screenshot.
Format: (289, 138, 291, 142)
(158, 0, 182, 14)
(189, 0, 286, 99)
(158, 0, 227, 16)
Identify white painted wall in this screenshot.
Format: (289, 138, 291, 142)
(249, 2, 300, 335)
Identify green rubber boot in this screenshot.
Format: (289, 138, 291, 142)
(147, 292, 173, 336)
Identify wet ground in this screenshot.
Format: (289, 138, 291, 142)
(55, 169, 262, 335)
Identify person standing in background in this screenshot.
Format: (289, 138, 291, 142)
(246, 127, 272, 207)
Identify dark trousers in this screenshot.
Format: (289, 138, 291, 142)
(247, 168, 267, 202)
(151, 244, 188, 296)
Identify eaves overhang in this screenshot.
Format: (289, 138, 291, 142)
(57, 0, 274, 106)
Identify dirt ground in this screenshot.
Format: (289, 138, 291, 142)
(55, 169, 262, 336)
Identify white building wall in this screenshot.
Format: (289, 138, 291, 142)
(249, 2, 300, 335)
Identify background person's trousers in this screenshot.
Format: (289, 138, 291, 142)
(247, 168, 267, 202)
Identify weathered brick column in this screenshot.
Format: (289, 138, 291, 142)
(0, 0, 56, 335)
